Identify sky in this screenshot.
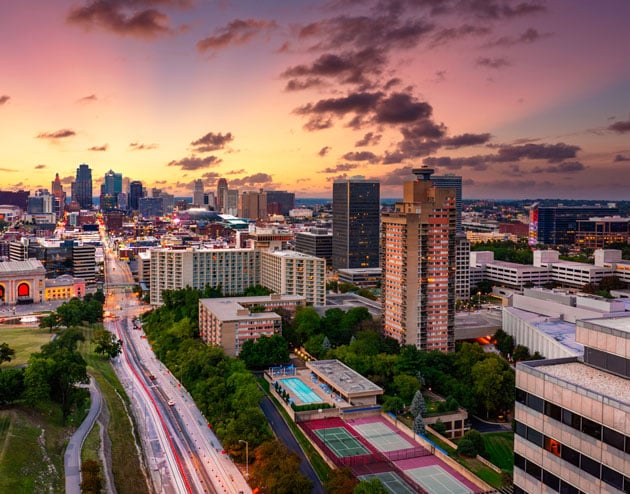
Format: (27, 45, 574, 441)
(1, 0, 629, 200)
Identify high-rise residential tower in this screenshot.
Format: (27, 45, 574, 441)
(332, 177, 380, 270)
(381, 167, 457, 352)
(71, 164, 92, 209)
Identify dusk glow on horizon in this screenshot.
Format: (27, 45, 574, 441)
(1, 0, 629, 200)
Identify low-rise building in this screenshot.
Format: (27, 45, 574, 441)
(44, 275, 86, 301)
(0, 259, 46, 304)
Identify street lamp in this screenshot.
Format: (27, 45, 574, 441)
(477, 291, 482, 309)
(239, 439, 249, 479)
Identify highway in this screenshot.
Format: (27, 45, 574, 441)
(102, 228, 251, 494)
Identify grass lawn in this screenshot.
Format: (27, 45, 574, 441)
(0, 325, 54, 368)
(0, 408, 67, 493)
(483, 432, 514, 472)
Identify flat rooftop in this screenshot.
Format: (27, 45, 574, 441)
(200, 299, 281, 321)
(308, 359, 383, 396)
(534, 361, 630, 406)
(506, 307, 583, 355)
(581, 315, 630, 337)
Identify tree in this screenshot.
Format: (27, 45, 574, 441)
(393, 374, 419, 404)
(0, 342, 15, 365)
(457, 438, 477, 457)
(39, 313, 61, 333)
(0, 368, 25, 404)
(413, 413, 426, 435)
(512, 345, 531, 362)
(464, 429, 486, 458)
(250, 440, 312, 494)
(432, 419, 447, 436)
(471, 356, 513, 419)
(354, 478, 388, 494)
(410, 390, 427, 418)
(325, 467, 358, 494)
(92, 330, 122, 359)
(382, 396, 404, 415)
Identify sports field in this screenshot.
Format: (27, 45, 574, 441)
(358, 471, 416, 494)
(352, 421, 414, 452)
(405, 465, 474, 494)
(314, 427, 370, 458)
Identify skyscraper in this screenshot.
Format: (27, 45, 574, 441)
(71, 164, 93, 209)
(103, 169, 122, 196)
(381, 167, 457, 352)
(129, 181, 143, 211)
(51, 172, 65, 218)
(432, 174, 462, 233)
(217, 178, 228, 212)
(192, 179, 204, 207)
(332, 177, 380, 270)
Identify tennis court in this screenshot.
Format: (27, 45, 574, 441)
(314, 427, 370, 458)
(351, 421, 414, 452)
(358, 472, 416, 494)
(405, 465, 473, 494)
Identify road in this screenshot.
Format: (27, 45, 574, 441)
(102, 228, 251, 494)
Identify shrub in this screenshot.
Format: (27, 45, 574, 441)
(457, 438, 477, 457)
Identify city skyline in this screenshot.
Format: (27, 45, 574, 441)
(1, 0, 629, 200)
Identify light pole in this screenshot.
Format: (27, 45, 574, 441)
(239, 439, 249, 479)
(477, 291, 481, 309)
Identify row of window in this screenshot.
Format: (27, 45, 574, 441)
(514, 453, 583, 494)
(515, 422, 630, 492)
(516, 388, 629, 454)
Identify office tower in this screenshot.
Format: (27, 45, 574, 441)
(0, 190, 29, 210)
(204, 192, 216, 209)
(332, 177, 380, 270)
(432, 174, 462, 233)
(192, 179, 204, 207)
(381, 167, 456, 351)
(138, 197, 164, 218)
(239, 190, 267, 220)
(295, 228, 333, 266)
(129, 181, 143, 211)
(528, 203, 619, 246)
(103, 169, 122, 196)
(216, 178, 228, 212)
(266, 190, 295, 216)
(71, 164, 93, 209)
(72, 243, 96, 281)
(27, 190, 53, 214)
(51, 173, 65, 218)
(513, 317, 630, 494)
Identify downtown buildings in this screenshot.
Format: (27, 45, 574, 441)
(381, 167, 457, 352)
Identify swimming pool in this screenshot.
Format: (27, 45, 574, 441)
(279, 377, 323, 404)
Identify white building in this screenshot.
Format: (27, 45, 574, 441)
(260, 250, 326, 306)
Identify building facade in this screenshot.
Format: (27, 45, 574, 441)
(514, 317, 630, 494)
(295, 229, 333, 266)
(71, 164, 93, 209)
(432, 174, 463, 233)
(129, 180, 144, 211)
(381, 167, 456, 351)
(0, 260, 46, 304)
(332, 178, 380, 270)
(260, 250, 326, 306)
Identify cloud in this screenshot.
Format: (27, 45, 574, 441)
(460, 0, 546, 19)
(423, 155, 489, 171)
(229, 173, 273, 187)
(477, 57, 511, 69)
(129, 142, 158, 150)
(36, 129, 76, 139)
(374, 92, 433, 124)
(0, 95, 10, 106)
(326, 173, 349, 182)
(0, 167, 17, 173)
(167, 155, 222, 170)
(88, 144, 108, 151)
(532, 161, 586, 173)
(608, 120, 630, 133)
(614, 154, 630, 162)
(226, 168, 246, 175)
(77, 94, 98, 103)
(190, 131, 234, 152)
(372, 166, 415, 186)
(34, 164, 47, 170)
(296, 91, 382, 119)
(320, 163, 359, 173)
(318, 146, 331, 157)
(67, 0, 186, 38)
(485, 27, 552, 47)
(355, 132, 381, 147)
(430, 24, 490, 47)
(442, 132, 492, 149)
(197, 19, 276, 53)
(341, 151, 379, 163)
(60, 175, 74, 185)
(285, 78, 325, 91)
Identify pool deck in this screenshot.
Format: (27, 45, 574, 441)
(273, 369, 355, 408)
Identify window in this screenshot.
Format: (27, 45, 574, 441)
(515, 421, 526, 438)
(527, 427, 544, 447)
(581, 417, 601, 440)
(562, 409, 581, 430)
(601, 465, 623, 491)
(561, 445, 579, 467)
(525, 460, 542, 480)
(544, 436, 561, 457)
(515, 388, 527, 405)
(545, 401, 562, 421)
(514, 453, 526, 471)
(559, 482, 581, 494)
(528, 393, 544, 413)
(580, 454, 600, 478)
(543, 470, 560, 491)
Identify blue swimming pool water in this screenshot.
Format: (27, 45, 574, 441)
(279, 377, 323, 404)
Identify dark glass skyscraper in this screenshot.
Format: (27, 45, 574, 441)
(71, 163, 93, 209)
(129, 180, 143, 211)
(332, 178, 380, 270)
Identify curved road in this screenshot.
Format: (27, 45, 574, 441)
(65, 377, 102, 494)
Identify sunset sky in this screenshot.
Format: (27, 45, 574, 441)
(1, 0, 629, 200)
